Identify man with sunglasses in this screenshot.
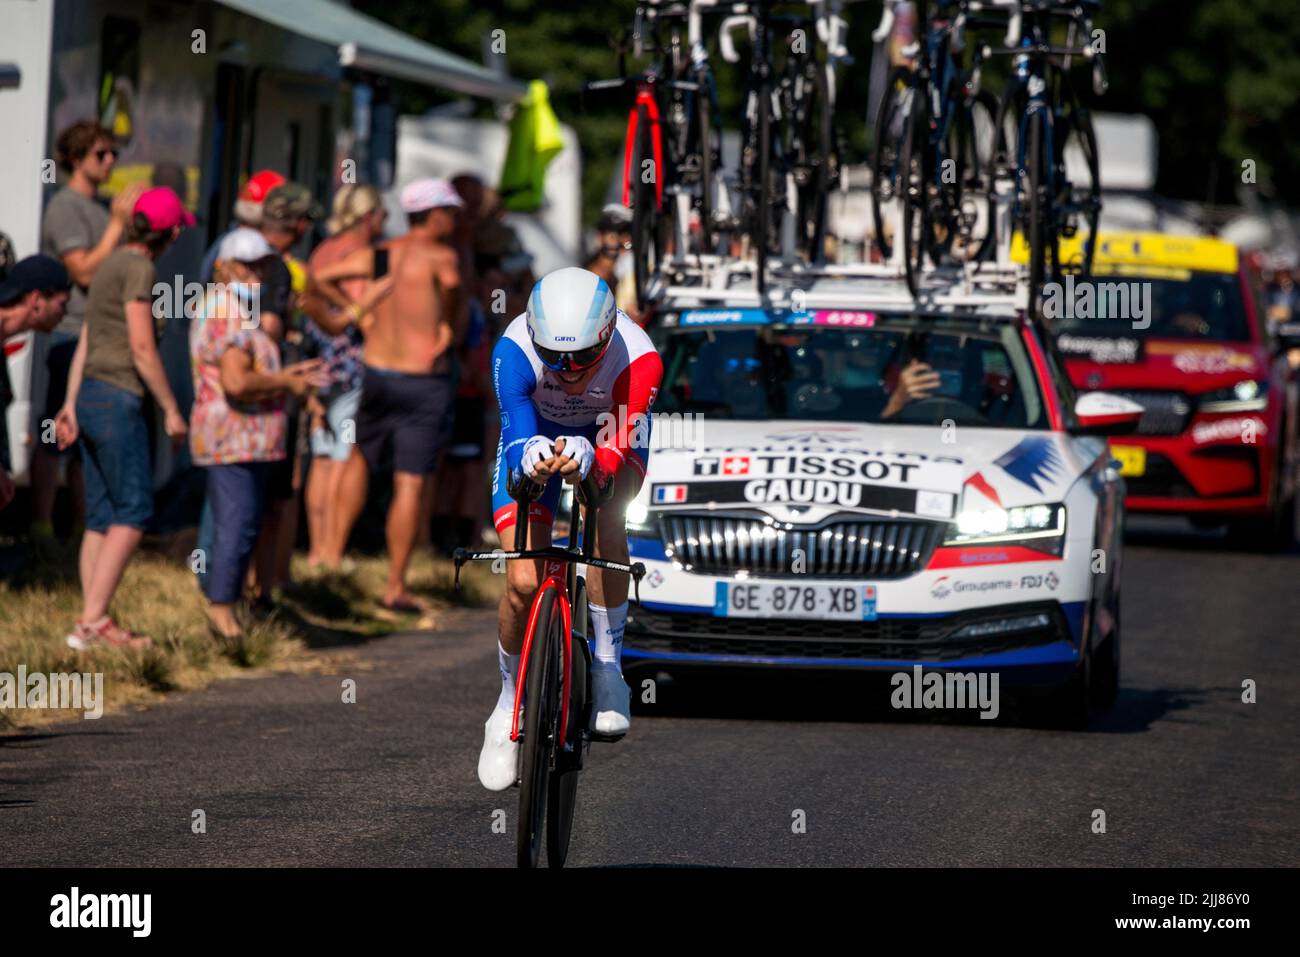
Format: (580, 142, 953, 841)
(478, 266, 663, 791)
(36, 121, 145, 551)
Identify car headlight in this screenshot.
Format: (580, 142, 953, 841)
(944, 503, 1066, 555)
(625, 500, 653, 533)
(1199, 380, 1268, 413)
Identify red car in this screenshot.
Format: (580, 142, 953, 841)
(1052, 232, 1300, 548)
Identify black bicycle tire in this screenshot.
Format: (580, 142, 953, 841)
(546, 611, 585, 868)
(516, 586, 560, 868)
(871, 66, 914, 261)
(964, 88, 1000, 263)
(695, 82, 719, 254)
(630, 104, 660, 310)
(1059, 73, 1100, 278)
(794, 59, 833, 262)
(1027, 106, 1048, 316)
(900, 94, 928, 297)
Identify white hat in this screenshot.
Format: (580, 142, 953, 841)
(399, 177, 465, 213)
(217, 227, 277, 263)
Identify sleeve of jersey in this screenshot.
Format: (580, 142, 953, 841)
(596, 349, 664, 480)
(492, 336, 539, 474)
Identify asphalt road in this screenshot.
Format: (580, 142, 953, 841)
(2, 522, 1297, 867)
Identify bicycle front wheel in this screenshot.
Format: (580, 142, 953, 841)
(546, 624, 587, 868)
(516, 586, 563, 868)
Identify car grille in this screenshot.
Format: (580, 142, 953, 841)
(659, 514, 946, 580)
(1122, 451, 1197, 498)
(626, 602, 1068, 662)
(1108, 389, 1193, 436)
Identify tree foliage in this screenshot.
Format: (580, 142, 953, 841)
(354, 0, 1300, 224)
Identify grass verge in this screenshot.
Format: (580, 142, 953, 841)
(0, 546, 501, 729)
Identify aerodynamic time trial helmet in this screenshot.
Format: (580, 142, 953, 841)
(525, 267, 617, 373)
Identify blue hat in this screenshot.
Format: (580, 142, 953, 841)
(0, 255, 71, 306)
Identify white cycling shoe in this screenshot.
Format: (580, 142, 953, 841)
(477, 705, 520, 792)
(591, 667, 631, 736)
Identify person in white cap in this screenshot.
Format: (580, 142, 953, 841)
(189, 227, 327, 647)
(307, 177, 467, 614)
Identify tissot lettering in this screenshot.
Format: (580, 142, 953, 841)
(750, 454, 921, 482)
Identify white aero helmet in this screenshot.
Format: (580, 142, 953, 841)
(526, 266, 618, 372)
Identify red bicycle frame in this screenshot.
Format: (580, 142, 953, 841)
(510, 562, 575, 750)
(622, 85, 665, 210)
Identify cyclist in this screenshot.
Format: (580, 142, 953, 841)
(478, 267, 663, 791)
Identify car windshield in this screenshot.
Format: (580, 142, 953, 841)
(652, 318, 1048, 429)
(1053, 272, 1249, 341)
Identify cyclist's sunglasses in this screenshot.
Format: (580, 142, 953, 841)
(93, 147, 120, 161)
(534, 340, 609, 373)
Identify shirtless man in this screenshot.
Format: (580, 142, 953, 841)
(309, 178, 467, 612)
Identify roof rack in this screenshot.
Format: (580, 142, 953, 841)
(648, 254, 1030, 317)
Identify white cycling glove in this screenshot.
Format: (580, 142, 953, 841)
(555, 435, 595, 480)
(520, 435, 554, 477)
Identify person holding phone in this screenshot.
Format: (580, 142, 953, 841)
(190, 228, 328, 647)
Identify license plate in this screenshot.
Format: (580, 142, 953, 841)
(715, 582, 878, 621)
(1110, 444, 1147, 477)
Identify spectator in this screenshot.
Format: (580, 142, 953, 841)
(584, 203, 638, 318)
(308, 177, 464, 613)
(430, 176, 493, 553)
(198, 169, 286, 284)
(57, 187, 192, 650)
(303, 184, 385, 569)
(36, 120, 146, 555)
(0, 232, 18, 505)
(192, 168, 289, 591)
(189, 228, 325, 646)
(1266, 269, 1300, 324)
(251, 181, 323, 602)
(1, 256, 72, 511)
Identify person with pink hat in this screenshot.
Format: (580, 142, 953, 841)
(56, 185, 194, 650)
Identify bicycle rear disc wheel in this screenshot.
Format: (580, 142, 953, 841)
(516, 587, 562, 868)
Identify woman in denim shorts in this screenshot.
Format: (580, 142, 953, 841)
(59, 187, 193, 650)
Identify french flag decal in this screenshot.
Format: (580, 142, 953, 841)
(653, 484, 688, 504)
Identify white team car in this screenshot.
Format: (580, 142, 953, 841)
(617, 281, 1143, 725)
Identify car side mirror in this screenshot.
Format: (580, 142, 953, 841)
(1071, 391, 1144, 436)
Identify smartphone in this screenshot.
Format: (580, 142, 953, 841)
(373, 247, 389, 279)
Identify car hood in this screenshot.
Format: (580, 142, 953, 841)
(636, 419, 1092, 523)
